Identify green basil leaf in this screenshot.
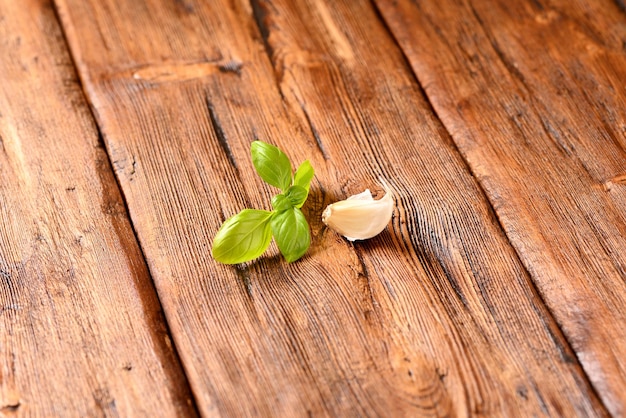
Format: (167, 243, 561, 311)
(251, 140, 292, 191)
(271, 194, 292, 212)
(284, 185, 308, 208)
(212, 209, 273, 264)
(293, 160, 314, 193)
(271, 208, 311, 262)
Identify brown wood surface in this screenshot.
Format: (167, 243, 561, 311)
(374, 0, 626, 415)
(0, 0, 196, 416)
(0, 0, 624, 416)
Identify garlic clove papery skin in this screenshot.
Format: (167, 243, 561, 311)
(322, 184, 394, 241)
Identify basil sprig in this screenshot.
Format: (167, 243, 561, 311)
(212, 141, 314, 264)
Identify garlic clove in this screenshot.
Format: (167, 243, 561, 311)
(322, 183, 394, 241)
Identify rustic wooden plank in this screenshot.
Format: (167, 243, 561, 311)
(54, 0, 607, 415)
(0, 0, 196, 415)
(375, 0, 626, 414)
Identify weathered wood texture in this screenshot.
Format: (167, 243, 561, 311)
(52, 0, 614, 415)
(0, 0, 196, 415)
(375, 0, 626, 414)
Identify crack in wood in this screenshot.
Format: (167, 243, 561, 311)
(352, 245, 379, 314)
(537, 114, 574, 156)
(235, 264, 254, 299)
(205, 96, 238, 171)
(249, 0, 293, 105)
(0, 401, 21, 412)
(250, 0, 275, 66)
(218, 60, 243, 76)
(437, 255, 470, 310)
(298, 102, 330, 160)
(174, 0, 195, 14)
(613, 0, 626, 14)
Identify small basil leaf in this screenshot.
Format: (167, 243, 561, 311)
(211, 209, 273, 264)
(271, 194, 292, 212)
(251, 140, 292, 191)
(271, 208, 311, 262)
(293, 160, 314, 192)
(284, 185, 308, 208)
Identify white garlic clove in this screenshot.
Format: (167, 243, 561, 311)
(322, 183, 394, 241)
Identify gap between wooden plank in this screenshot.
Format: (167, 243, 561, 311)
(47, 2, 202, 414)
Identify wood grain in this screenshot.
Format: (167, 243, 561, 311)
(0, 0, 196, 415)
(375, 0, 626, 414)
(51, 0, 615, 415)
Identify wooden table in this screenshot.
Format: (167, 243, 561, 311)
(1, 0, 625, 416)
